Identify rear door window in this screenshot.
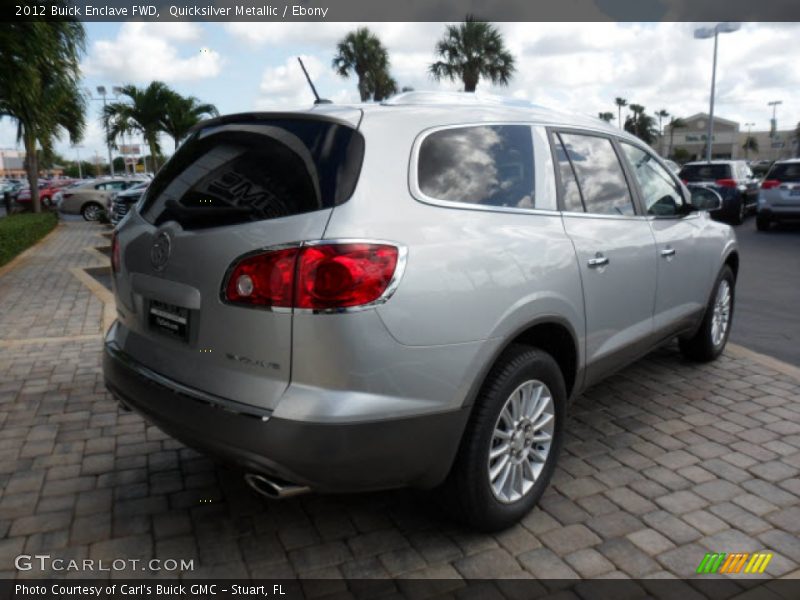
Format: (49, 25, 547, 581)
(417, 125, 536, 209)
(679, 164, 731, 181)
(140, 118, 365, 230)
(556, 132, 635, 216)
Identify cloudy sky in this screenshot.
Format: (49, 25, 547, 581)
(2, 21, 798, 164)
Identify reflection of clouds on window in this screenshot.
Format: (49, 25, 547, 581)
(559, 133, 633, 216)
(418, 125, 534, 208)
(621, 143, 683, 216)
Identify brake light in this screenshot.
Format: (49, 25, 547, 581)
(715, 178, 737, 188)
(761, 179, 781, 190)
(224, 242, 401, 310)
(111, 232, 120, 273)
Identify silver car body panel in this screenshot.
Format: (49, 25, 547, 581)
(105, 93, 737, 490)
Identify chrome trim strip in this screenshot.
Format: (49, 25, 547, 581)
(105, 341, 272, 420)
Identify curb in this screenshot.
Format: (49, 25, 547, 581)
(727, 343, 800, 384)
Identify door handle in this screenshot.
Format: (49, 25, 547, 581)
(587, 253, 609, 268)
(660, 247, 676, 258)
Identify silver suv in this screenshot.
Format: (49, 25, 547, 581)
(104, 93, 739, 531)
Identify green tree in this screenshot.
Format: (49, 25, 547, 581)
(655, 109, 669, 134)
(598, 112, 615, 123)
(667, 117, 687, 158)
(624, 104, 658, 145)
(160, 92, 218, 149)
(429, 16, 515, 92)
(0, 18, 86, 212)
(103, 82, 174, 172)
(370, 69, 398, 102)
(671, 147, 691, 164)
(332, 27, 393, 102)
(615, 97, 627, 129)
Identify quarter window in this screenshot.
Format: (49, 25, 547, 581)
(418, 125, 535, 209)
(621, 143, 685, 217)
(557, 133, 635, 216)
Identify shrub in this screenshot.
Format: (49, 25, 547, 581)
(0, 212, 58, 267)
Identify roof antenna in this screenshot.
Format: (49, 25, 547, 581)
(297, 57, 332, 104)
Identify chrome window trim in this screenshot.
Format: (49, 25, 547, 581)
(409, 122, 557, 216)
(219, 238, 408, 315)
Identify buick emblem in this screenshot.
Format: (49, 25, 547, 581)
(150, 232, 171, 271)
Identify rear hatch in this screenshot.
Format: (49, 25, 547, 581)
(679, 163, 732, 187)
(112, 113, 364, 411)
(762, 162, 800, 207)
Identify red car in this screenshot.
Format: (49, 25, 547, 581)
(15, 180, 75, 207)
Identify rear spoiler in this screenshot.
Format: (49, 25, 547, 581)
(187, 109, 364, 137)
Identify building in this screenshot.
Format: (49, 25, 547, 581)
(0, 149, 26, 178)
(661, 113, 798, 162)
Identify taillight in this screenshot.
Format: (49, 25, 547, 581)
(761, 179, 781, 190)
(111, 232, 120, 273)
(224, 242, 402, 310)
(715, 178, 737, 188)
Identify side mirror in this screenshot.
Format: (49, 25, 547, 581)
(688, 185, 722, 212)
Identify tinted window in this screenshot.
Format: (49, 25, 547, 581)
(558, 133, 635, 216)
(140, 118, 364, 230)
(679, 164, 731, 181)
(553, 136, 584, 212)
(418, 125, 535, 209)
(767, 163, 800, 182)
(621, 143, 685, 217)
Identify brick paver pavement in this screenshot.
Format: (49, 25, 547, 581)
(1, 221, 800, 583)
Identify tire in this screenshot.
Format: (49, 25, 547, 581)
(440, 345, 566, 532)
(679, 266, 735, 362)
(731, 197, 745, 225)
(81, 202, 103, 221)
(756, 215, 771, 231)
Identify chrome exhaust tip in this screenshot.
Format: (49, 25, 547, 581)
(244, 473, 310, 500)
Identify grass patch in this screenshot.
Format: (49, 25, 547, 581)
(0, 212, 58, 267)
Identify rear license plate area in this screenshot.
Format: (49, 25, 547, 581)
(148, 300, 190, 342)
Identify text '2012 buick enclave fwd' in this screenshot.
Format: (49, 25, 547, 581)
(104, 92, 739, 531)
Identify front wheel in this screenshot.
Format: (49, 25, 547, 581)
(441, 345, 566, 532)
(679, 266, 735, 362)
(81, 202, 103, 222)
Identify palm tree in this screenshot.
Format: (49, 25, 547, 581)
(615, 97, 627, 130)
(429, 16, 515, 92)
(332, 27, 392, 102)
(103, 82, 174, 172)
(161, 92, 218, 149)
(742, 136, 758, 159)
(0, 18, 86, 212)
(667, 117, 687, 158)
(598, 112, 615, 123)
(655, 109, 670, 134)
(624, 104, 657, 144)
(370, 69, 398, 102)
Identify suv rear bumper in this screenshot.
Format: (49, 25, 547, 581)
(103, 341, 470, 492)
(758, 206, 800, 221)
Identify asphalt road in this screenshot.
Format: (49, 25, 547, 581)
(729, 217, 800, 366)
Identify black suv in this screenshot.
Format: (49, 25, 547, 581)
(679, 160, 759, 225)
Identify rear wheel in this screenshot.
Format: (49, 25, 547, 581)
(441, 345, 566, 532)
(679, 266, 735, 362)
(81, 202, 103, 222)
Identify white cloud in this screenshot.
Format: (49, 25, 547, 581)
(82, 23, 222, 83)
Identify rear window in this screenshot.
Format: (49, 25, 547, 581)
(679, 164, 731, 181)
(140, 118, 364, 230)
(767, 163, 800, 182)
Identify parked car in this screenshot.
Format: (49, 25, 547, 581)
(749, 160, 773, 178)
(678, 160, 759, 225)
(15, 179, 74, 208)
(59, 178, 146, 221)
(104, 92, 738, 531)
(756, 158, 800, 231)
(109, 181, 149, 226)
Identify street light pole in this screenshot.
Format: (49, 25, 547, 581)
(695, 23, 740, 162)
(96, 86, 115, 176)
